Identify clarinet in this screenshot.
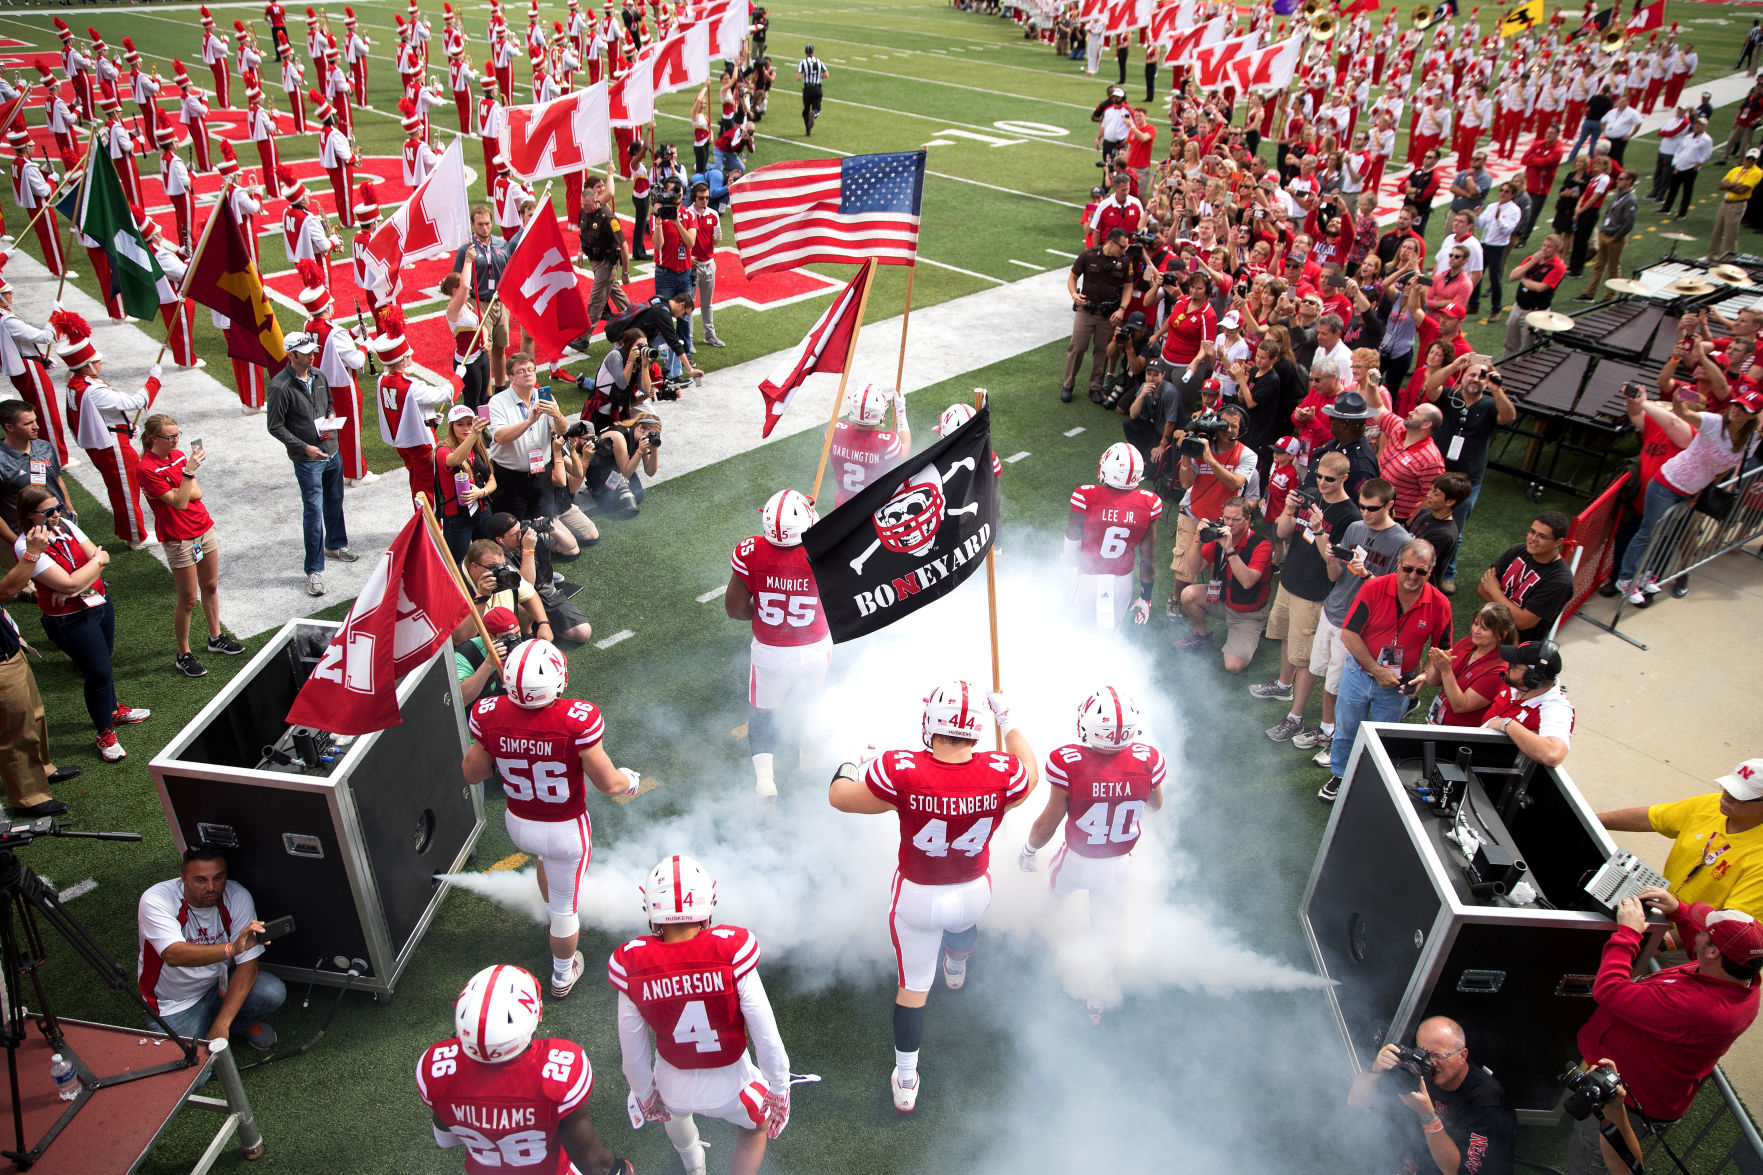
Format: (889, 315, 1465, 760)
(353, 298, 379, 378)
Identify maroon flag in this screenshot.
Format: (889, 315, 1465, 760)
(498, 202, 591, 362)
(285, 514, 472, 735)
(756, 260, 872, 438)
(184, 192, 287, 372)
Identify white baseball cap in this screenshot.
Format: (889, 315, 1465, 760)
(1220, 310, 1242, 330)
(283, 332, 320, 355)
(1717, 758, 1763, 802)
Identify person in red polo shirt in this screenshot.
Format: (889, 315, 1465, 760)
(1087, 172, 1143, 241)
(1372, 401, 1446, 519)
(1323, 539, 1452, 801)
(1519, 127, 1565, 244)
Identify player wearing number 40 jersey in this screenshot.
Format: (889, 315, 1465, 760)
(1067, 443, 1162, 629)
(829, 680, 1037, 1115)
(726, 489, 830, 804)
(826, 382, 910, 508)
(462, 640, 642, 1001)
(418, 964, 631, 1175)
(610, 856, 790, 1175)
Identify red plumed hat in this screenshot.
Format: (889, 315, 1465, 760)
(371, 305, 412, 364)
(296, 258, 331, 309)
(51, 309, 100, 368)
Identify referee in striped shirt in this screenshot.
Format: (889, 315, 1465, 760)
(797, 46, 829, 136)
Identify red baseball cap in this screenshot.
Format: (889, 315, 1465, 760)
(1441, 304, 1467, 320)
(483, 606, 519, 636)
(1677, 902, 1763, 966)
(1734, 386, 1763, 414)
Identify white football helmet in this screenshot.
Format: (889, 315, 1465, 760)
(845, 382, 889, 428)
(761, 489, 818, 547)
(505, 639, 568, 709)
(642, 854, 717, 926)
(1098, 442, 1146, 491)
(454, 964, 543, 1064)
(935, 403, 975, 438)
(922, 679, 985, 748)
(872, 466, 946, 556)
(1078, 685, 1142, 751)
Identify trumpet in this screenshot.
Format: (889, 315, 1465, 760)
(1412, 3, 1437, 28)
(1599, 27, 1625, 53)
(1310, 13, 1339, 40)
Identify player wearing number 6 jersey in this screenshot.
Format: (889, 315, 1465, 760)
(726, 489, 830, 804)
(1067, 443, 1162, 629)
(418, 964, 632, 1175)
(462, 641, 641, 999)
(609, 856, 791, 1175)
(828, 680, 1037, 1114)
(825, 382, 910, 508)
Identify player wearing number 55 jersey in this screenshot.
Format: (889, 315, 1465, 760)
(610, 857, 791, 1175)
(1067, 443, 1162, 629)
(726, 489, 829, 804)
(419, 964, 632, 1175)
(828, 681, 1037, 1114)
(826, 382, 910, 508)
(462, 640, 642, 999)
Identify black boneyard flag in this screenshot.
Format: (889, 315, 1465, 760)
(804, 406, 997, 643)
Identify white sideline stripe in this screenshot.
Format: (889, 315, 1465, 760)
(1008, 259, 1046, 270)
(1005, 451, 1030, 463)
(696, 587, 724, 603)
(57, 879, 97, 903)
(1045, 248, 1080, 259)
(595, 629, 635, 650)
(1064, 427, 1085, 437)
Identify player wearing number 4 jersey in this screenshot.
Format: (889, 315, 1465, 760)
(610, 857, 791, 1175)
(418, 964, 631, 1175)
(462, 641, 642, 1000)
(829, 680, 1037, 1114)
(1067, 443, 1162, 629)
(726, 489, 830, 804)
(1021, 687, 1165, 1023)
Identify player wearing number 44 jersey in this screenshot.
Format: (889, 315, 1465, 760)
(829, 681, 1037, 1114)
(610, 857, 791, 1175)
(826, 382, 910, 509)
(1067, 443, 1162, 629)
(726, 489, 830, 804)
(419, 964, 632, 1175)
(462, 641, 643, 1000)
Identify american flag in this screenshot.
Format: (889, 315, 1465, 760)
(730, 150, 925, 276)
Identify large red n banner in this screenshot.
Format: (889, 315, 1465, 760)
(1148, 0, 1198, 45)
(650, 23, 709, 96)
(498, 201, 591, 361)
(499, 82, 612, 181)
(358, 139, 471, 299)
(1103, 0, 1153, 34)
(609, 48, 656, 127)
(1191, 33, 1298, 93)
(685, 0, 747, 62)
(285, 514, 471, 735)
(1159, 16, 1229, 64)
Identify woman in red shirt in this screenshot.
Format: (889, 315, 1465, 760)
(435, 405, 498, 562)
(1151, 270, 1218, 370)
(139, 415, 242, 678)
(1421, 602, 1516, 726)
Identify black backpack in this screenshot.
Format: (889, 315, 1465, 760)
(602, 298, 658, 345)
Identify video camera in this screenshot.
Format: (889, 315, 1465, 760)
(1181, 410, 1232, 458)
(1125, 230, 1157, 261)
(1560, 1063, 1625, 1121)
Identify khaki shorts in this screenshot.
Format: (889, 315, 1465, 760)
(1310, 612, 1352, 694)
(1205, 596, 1269, 664)
(164, 526, 217, 570)
(482, 298, 510, 349)
(1170, 511, 1204, 583)
(1265, 587, 1324, 666)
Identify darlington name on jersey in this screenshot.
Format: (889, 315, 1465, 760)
(852, 523, 992, 619)
(638, 970, 729, 1001)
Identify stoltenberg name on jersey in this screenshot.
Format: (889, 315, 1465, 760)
(852, 525, 991, 619)
(640, 970, 728, 1001)
(907, 791, 1002, 816)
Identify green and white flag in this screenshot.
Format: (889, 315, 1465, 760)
(73, 140, 163, 320)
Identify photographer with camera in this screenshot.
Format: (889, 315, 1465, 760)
(584, 412, 662, 520)
(1175, 496, 1272, 671)
(455, 603, 519, 706)
(486, 352, 567, 521)
(1564, 888, 1763, 1175)
(594, 328, 655, 423)
(459, 538, 552, 643)
(490, 512, 591, 645)
(1167, 402, 1255, 617)
(651, 193, 697, 357)
(624, 291, 704, 388)
(1423, 356, 1515, 592)
(538, 427, 600, 559)
(1098, 309, 1154, 410)
(1063, 228, 1131, 404)
(1347, 1016, 1517, 1175)
(0, 522, 77, 817)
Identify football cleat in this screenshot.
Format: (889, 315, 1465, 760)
(890, 1069, 920, 1114)
(760, 488, 817, 547)
(550, 950, 586, 1000)
(642, 855, 716, 926)
(942, 953, 967, 991)
(922, 679, 985, 747)
(1085, 1000, 1103, 1026)
(455, 964, 544, 1062)
(504, 639, 568, 709)
(1077, 685, 1140, 750)
(1097, 441, 1145, 490)
(846, 381, 889, 427)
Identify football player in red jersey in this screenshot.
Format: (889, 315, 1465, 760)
(828, 681, 1037, 1113)
(725, 490, 829, 804)
(1066, 442, 1162, 629)
(825, 382, 909, 508)
(461, 641, 642, 999)
(609, 856, 791, 1175)
(419, 964, 630, 1175)
(1019, 686, 1165, 1022)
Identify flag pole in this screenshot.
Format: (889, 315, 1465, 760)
(13, 164, 88, 274)
(460, 179, 551, 359)
(975, 386, 1002, 752)
(152, 174, 233, 370)
(417, 492, 507, 678)
(891, 259, 916, 400)
(807, 259, 875, 505)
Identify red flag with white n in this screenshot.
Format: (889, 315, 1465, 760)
(285, 514, 472, 735)
(499, 200, 591, 361)
(757, 259, 873, 438)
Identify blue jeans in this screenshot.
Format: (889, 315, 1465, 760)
(293, 452, 348, 575)
(153, 969, 287, 1040)
(652, 265, 695, 354)
(41, 599, 116, 735)
(1617, 479, 1691, 583)
(714, 147, 744, 179)
(1567, 117, 1605, 164)
(1442, 478, 1483, 579)
(1330, 659, 1409, 779)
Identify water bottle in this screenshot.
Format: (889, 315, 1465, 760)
(49, 1053, 76, 1101)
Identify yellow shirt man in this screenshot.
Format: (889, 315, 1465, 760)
(1648, 792, 1763, 917)
(1720, 161, 1763, 202)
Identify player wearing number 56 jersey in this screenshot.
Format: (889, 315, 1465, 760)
(826, 382, 910, 508)
(419, 964, 632, 1175)
(610, 857, 791, 1175)
(1067, 443, 1162, 629)
(463, 641, 642, 1000)
(726, 490, 830, 804)
(829, 681, 1037, 1114)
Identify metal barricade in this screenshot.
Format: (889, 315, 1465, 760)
(1578, 464, 1763, 650)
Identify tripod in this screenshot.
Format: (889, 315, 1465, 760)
(0, 821, 196, 1170)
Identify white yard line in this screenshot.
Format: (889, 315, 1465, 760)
(696, 587, 724, 603)
(593, 629, 634, 649)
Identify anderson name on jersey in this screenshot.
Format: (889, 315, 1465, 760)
(416, 1037, 592, 1175)
(608, 925, 761, 1071)
(865, 749, 1029, 885)
(731, 536, 828, 647)
(1070, 483, 1162, 576)
(468, 695, 605, 822)
(1044, 741, 1166, 859)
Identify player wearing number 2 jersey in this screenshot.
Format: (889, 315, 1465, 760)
(418, 963, 630, 1175)
(462, 640, 641, 999)
(828, 680, 1037, 1114)
(1067, 443, 1162, 629)
(726, 489, 829, 804)
(826, 382, 910, 508)
(609, 856, 790, 1175)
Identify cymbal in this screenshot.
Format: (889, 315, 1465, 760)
(1525, 310, 1576, 332)
(1710, 264, 1755, 286)
(1603, 278, 1651, 295)
(1660, 231, 1699, 242)
(1667, 277, 1717, 295)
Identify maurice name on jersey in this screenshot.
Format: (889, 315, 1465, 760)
(852, 523, 992, 618)
(638, 969, 729, 1002)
